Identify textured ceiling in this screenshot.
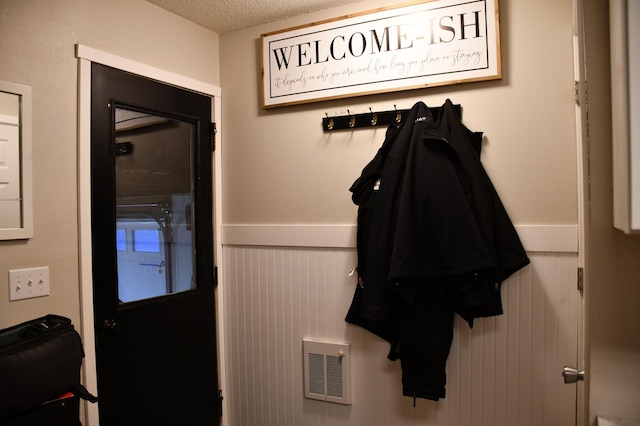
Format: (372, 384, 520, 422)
(144, 0, 366, 34)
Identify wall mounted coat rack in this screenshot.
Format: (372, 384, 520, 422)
(322, 104, 461, 132)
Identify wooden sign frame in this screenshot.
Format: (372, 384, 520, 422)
(261, 0, 501, 108)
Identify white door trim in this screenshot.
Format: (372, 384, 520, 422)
(75, 45, 221, 98)
(75, 44, 226, 426)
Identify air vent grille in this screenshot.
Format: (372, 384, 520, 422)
(308, 353, 325, 395)
(303, 340, 351, 405)
(326, 355, 343, 398)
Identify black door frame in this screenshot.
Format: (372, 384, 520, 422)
(76, 44, 224, 426)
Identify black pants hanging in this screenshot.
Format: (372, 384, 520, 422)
(387, 280, 454, 402)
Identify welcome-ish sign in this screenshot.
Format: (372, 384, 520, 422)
(261, 0, 501, 108)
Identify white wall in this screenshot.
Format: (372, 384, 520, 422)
(219, 0, 584, 425)
(218, 0, 638, 425)
(220, 0, 577, 226)
(222, 243, 579, 426)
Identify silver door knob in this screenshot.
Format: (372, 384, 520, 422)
(562, 366, 585, 384)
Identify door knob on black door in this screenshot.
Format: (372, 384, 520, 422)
(102, 319, 121, 335)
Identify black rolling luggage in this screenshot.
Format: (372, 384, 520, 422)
(0, 314, 96, 425)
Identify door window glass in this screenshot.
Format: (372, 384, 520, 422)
(114, 106, 196, 304)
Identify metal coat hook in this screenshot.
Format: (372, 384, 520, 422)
(369, 108, 378, 126)
(325, 113, 334, 131)
(394, 105, 402, 124)
(347, 110, 356, 128)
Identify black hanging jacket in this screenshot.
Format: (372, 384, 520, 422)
(346, 100, 530, 401)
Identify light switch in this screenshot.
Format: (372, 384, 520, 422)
(8, 267, 50, 301)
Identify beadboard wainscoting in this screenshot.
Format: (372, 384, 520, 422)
(220, 225, 580, 426)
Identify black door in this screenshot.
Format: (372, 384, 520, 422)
(90, 63, 219, 425)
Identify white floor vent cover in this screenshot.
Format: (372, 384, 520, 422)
(303, 339, 351, 405)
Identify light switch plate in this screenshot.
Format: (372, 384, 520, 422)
(8, 267, 50, 301)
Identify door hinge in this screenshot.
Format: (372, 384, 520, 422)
(211, 122, 217, 152)
(214, 266, 218, 289)
(218, 389, 224, 417)
(574, 81, 580, 106)
(577, 267, 584, 296)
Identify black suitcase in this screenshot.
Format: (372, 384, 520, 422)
(0, 314, 96, 424)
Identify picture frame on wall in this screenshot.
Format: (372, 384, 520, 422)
(261, 0, 501, 108)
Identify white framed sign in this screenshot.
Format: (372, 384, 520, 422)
(261, 0, 501, 108)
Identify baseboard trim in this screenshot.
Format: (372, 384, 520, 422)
(221, 224, 578, 253)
